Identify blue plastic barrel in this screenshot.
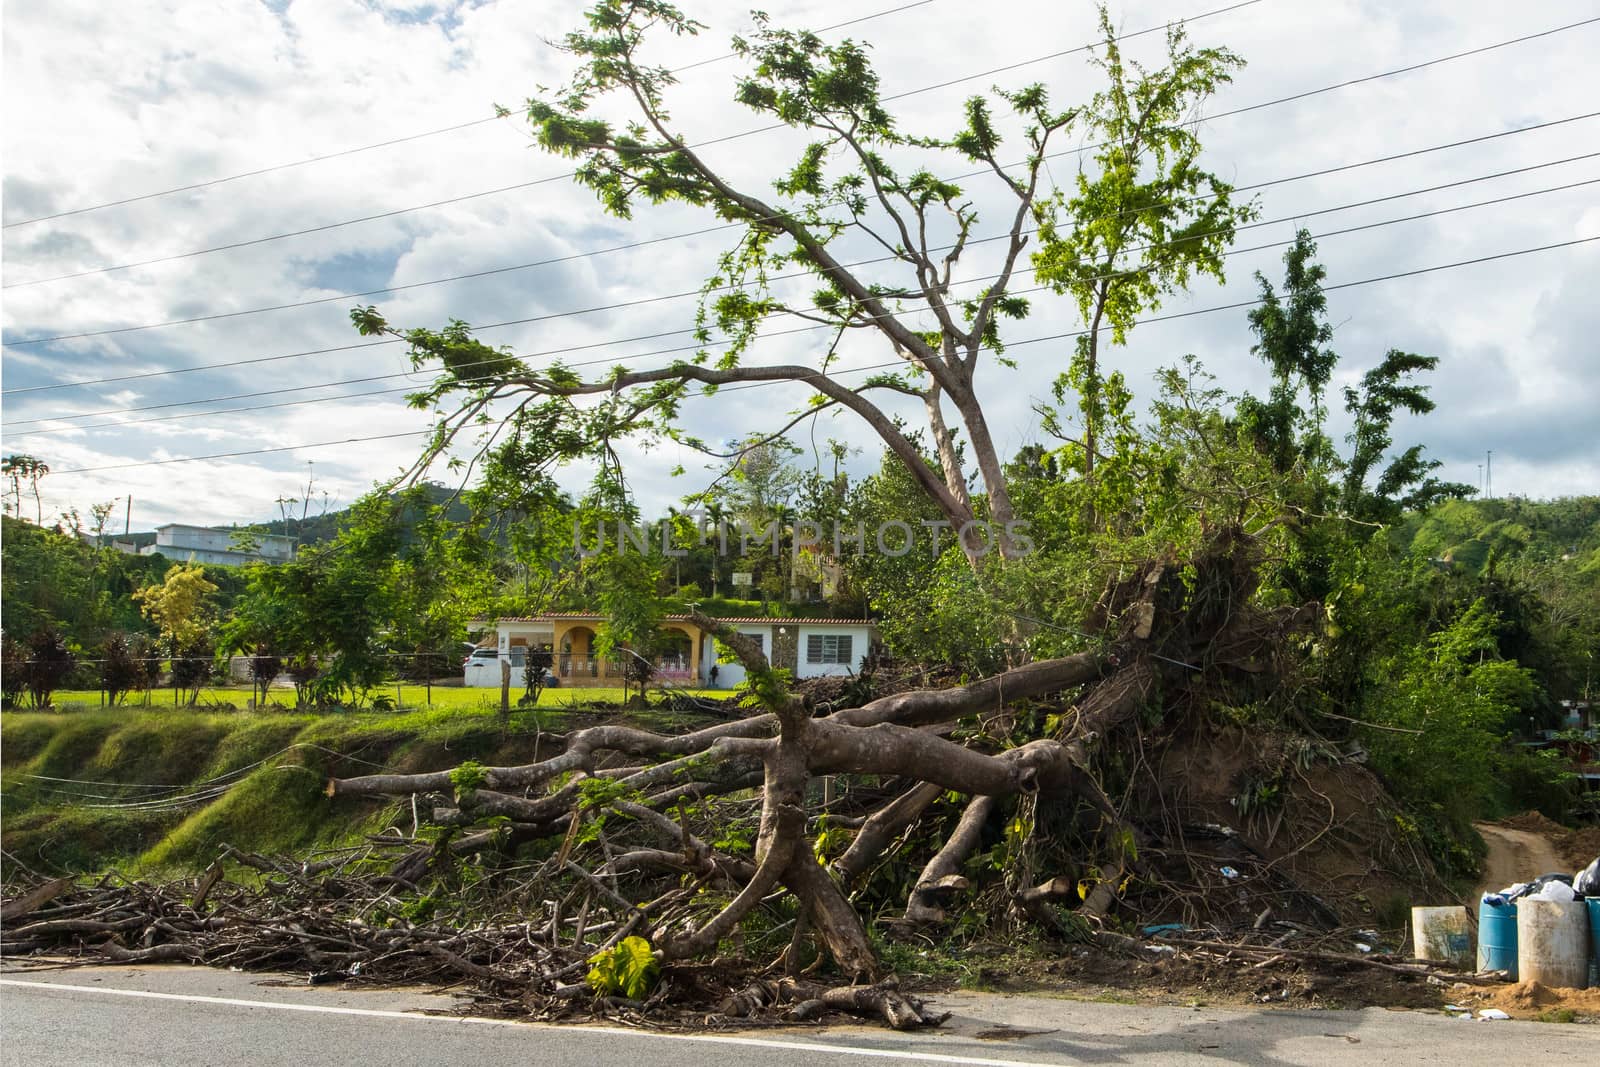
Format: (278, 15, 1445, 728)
(1587, 898, 1599, 988)
(1478, 897, 1518, 979)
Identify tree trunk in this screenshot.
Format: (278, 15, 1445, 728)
(833, 781, 942, 886)
(947, 384, 1022, 558)
(499, 658, 511, 720)
(924, 385, 972, 518)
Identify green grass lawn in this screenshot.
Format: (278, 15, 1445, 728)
(45, 683, 724, 712)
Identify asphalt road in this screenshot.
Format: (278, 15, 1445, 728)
(1, 965, 1594, 1066)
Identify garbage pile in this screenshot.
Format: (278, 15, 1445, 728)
(1472, 853, 1600, 991)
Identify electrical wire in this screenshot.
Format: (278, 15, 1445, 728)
(0, 0, 941, 230)
(9, 106, 1594, 353)
(7, 113, 1595, 397)
(38, 232, 1600, 476)
(9, 162, 1595, 434)
(57, 0, 1589, 291)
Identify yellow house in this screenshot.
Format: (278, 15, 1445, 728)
(465, 613, 876, 689)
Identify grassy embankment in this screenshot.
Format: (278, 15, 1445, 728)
(2, 694, 724, 879)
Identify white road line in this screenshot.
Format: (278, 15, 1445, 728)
(0, 978, 1055, 1067)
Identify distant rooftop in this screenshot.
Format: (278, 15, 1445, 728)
(476, 613, 875, 626)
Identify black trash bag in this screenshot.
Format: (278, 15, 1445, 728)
(1574, 857, 1600, 897)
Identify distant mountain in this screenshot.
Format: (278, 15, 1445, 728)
(252, 483, 472, 547)
(118, 484, 474, 550)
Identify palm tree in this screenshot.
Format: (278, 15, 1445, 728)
(2, 455, 50, 524)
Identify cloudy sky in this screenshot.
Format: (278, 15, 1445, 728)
(3, 0, 1597, 531)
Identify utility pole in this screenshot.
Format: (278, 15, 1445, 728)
(1477, 463, 1483, 496)
(124, 496, 132, 536)
(1485, 450, 1493, 500)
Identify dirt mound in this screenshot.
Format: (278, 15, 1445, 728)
(933, 941, 1447, 1012)
(1498, 811, 1569, 836)
(1136, 724, 1446, 929)
(1564, 826, 1600, 869)
(1457, 980, 1600, 1020)
(1475, 822, 1567, 899)
(1494, 812, 1600, 872)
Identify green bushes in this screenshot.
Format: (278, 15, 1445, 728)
(1354, 599, 1538, 873)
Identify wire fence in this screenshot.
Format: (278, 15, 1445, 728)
(22, 678, 728, 713)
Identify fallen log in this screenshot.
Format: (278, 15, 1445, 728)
(1158, 936, 1505, 985)
(1, 876, 75, 922)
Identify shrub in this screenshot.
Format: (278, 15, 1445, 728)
(23, 627, 77, 708)
(585, 936, 659, 999)
(100, 632, 151, 706)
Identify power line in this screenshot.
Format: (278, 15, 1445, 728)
(8, 382, 428, 438)
(40, 234, 1600, 475)
(9, 155, 1595, 430)
(8, 106, 1595, 353)
(65, 0, 1566, 293)
(3, 0, 1263, 289)
(13, 171, 1598, 437)
(19, 6, 1594, 295)
(2, 116, 506, 230)
(1185, 13, 1600, 124)
(0, 0, 940, 230)
(50, 430, 433, 474)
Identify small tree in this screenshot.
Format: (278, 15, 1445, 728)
(247, 643, 284, 707)
(2, 454, 50, 524)
(169, 636, 214, 706)
(594, 549, 666, 704)
(619, 652, 657, 706)
(100, 632, 149, 706)
(287, 655, 321, 708)
(133, 563, 219, 648)
(23, 627, 76, 708)
(1, 634, 27, 707)
(520, 646, 554, 707)
(130, 633, 160, 706)
(89, 500, 118, 547)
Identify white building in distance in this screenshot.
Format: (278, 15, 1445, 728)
(138, 524, 296, 567)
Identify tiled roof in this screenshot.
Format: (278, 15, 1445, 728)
(474, 614, 874, 626)
(698, 617, 875, 625)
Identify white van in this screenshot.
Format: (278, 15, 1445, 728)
(462, 646, 557, 688)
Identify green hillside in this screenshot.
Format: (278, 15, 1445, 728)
(1396, 496, 1600, 574)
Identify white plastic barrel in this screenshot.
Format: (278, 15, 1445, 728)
(1516, 899, 1589, 988)
(1412, 905, 1471, 968)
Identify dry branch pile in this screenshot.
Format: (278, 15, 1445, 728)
(0, 851, 942, 1028)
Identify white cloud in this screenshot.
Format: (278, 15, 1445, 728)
(5, 0, 1598, 531)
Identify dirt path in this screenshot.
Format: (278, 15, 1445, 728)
(1474, 821, 1566, 898)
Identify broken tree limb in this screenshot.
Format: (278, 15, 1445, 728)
(0, 876, 74, 922)
(906, 794, 997, 924)
(832, 781, 942, 887)
(812, 978, 950, 1030)
(782, 848, 877, 979)
(327, 717, 776, 799)
(660, 802, 803, 959)
(831, 651, 1107, 728)
(326, 649, 1115, 801)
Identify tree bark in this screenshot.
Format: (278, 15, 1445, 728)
(782, 849, 877, 978)
(832, 781, 942, 887)
(906, 795, 997, 924)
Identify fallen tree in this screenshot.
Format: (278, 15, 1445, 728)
(3, 526, 1469, 1028)
(312, 529, 1319, 1013)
